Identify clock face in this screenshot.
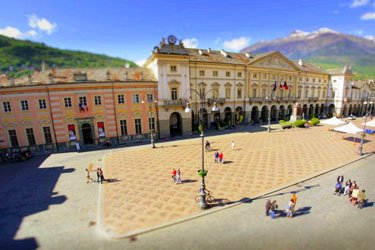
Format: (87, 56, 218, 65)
(168, 35, 177, 44)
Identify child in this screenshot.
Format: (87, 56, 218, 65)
(175, 169, 182, 184)
(214, 151, 219, 163)
(334, 181, 342, 195)
(171, 168, 177, 182)
(286, 199, 295, 218)
(86, 169, 92, 183)
(219, 152, 224, 164)
(231, 140, 235, 150)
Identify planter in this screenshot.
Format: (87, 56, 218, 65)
(197, 169, 208, 177)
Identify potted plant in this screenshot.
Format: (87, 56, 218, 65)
(197, 169, 208, 177)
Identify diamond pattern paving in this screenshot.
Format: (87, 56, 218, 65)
(100, 119, 375, 236)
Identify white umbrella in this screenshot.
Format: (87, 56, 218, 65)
(321, 117, 346, 126)
(334, 122, 363, 135)
(362, 119, 375, 127)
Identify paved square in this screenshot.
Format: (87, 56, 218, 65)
(100, 119, 375, 237)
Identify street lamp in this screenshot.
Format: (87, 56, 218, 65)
(358, 100, 372, 156)
(184, 83, 219, 209)
(142, 99, 158, 149)
(265, 96, 272, 133)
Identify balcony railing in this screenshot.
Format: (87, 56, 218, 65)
(163, 99, 187, 109)
(207, 98, 225, 106)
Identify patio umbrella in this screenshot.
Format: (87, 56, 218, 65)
(321, 117, 346, 126)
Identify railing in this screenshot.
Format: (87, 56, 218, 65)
(249, 96, 298, 103)
(207, 98, 225, 106)
(163, 99, 187, 109)
(308, 97, 319, 102)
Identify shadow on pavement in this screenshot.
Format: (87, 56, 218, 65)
(209, 197, 252, 208)
(105, 178, 121, 183)
(181, 179, 197, 184)
(344, 137, 370, 144)
(254, 184, 320, 200)
(293, 206, 312, 217)
(0, 155, 74, 249)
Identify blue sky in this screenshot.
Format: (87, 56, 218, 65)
(0, 0, 374, 65)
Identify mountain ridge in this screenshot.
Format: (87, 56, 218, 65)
(241, 29, 375, 79)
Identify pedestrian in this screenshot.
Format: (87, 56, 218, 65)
(270, 200, 278, 219)
(291, 193, 297, 205)
(85, 168, 93, 183)
(214, 151, 219, 163)
(286, 199, 295, 218)
(175, 169, 182, 184)
(265, 200, 272, 216)
(231, 140, 235, 150)
(96, 168, 101, 182)
(171, 168, 177, 182)
(334, 180, 342, 195)
(99, 168, 105, 184)
(337, 175, 344, 184)
(219, 152, 224, 164)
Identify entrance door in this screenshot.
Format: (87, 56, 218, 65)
(170, 112, 182, 137)
(82, 123, 94, 144)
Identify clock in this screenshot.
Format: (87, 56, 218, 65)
(168, 35, 177, 45)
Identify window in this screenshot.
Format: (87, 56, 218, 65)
(262, 73, 267, 79)
(272, 75, 276, 80)
(289, 76, 292, 81)
(135, 118, 142, 134)
(313, 78, 315, 83)
(237, 72, 242, 78)
(306, 78, 309, 82)
(8, 130, 19, 147)
(252, 89, 257, 98)
(133, 94, 140, 103)
(237, 89, 242, 98)
(225, 88, 231, 98)
(319, 79, 321, 83)
(79, 96, 87, 106)
(149, 117, 155, 131)
(118, 95, 125, 104)
(199, 70, 205, 76)
(324, 80, 327, 83)
(212, 89, 218, 99)
(39, 99, 47, 109)
(299, 77, 302, 81)
(323, 91, 326, 98)
(3, 102, 11, 112)
(305, 90, 309, 98)
(43, 127, 53, 144)
(171, 88, 178, 100)
(21, 100, 29, 111)
(262, 89, 266, 98)
(94, 96, 101, 106)
(253, 73, 257, 78)
(120, 120, 128, 136)
(26, 128, 36, 146)
(147, 94, 154, 102)
(213, 71, 218, 77)
(298, 90, 302, 98)
(170, 65, 177, 72)
(225, 71, 230, 77)
(97, 122, 105, 137)
(64, 97, 72, 107)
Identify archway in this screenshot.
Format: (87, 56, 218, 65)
(251, 106, 259, 123)
(342, 104, 348, 117)
(296, 104, 302, 116)
(309, 104, 314, 119)
(224, 107, 232, 125)
(329, 104, 335, 117)
(170, 112, 182, 136)
(321, 104, 325, 117)
(82, 123, 94, 144)
(315, 104, 320, 118)
(348, 105, 353, 116)
(287, 105, 293, 121)
(261, 105, 268, 123)
(279, 105, 286, 121)
(271, 105, 277, 121)
(302, 104, 308, 119)
(200, 108, 208, 129)
(235, 106, 243, 124)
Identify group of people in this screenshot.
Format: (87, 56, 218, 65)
(85, 167, 105, 184)
(265, 193, 297, 219)
(171, 168, 182, 184)
(214, 151, 224, 164)
(334, 175, 366, 207)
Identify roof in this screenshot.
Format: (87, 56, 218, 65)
(327, 65, 353, 75)
(1, 67, 156, 87)
(292, 61, 329, 75)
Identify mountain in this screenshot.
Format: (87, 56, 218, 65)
(241, 28, 375, 79)
(0, 35, 136, 78)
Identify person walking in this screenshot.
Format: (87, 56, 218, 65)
(265, 200, 272, 216)
(231, 140, 235, 150)
(96, 168, 101, 182)
(291, 193, 297, 205)
(99, 168, 105, 184)
(214, 151, 219, 163)
(86, 168, 93, 183)
(175, 169, 182, 184)
(219, 152, 224, 164)
(171, 168, 177, 182)
(286, 199, 295, 218)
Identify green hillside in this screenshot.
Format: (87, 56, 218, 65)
(0, 35, 136, 78)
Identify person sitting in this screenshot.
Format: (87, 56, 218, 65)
(270, 200, 278, 219)
(334, 181, 342, 195)
(358, 190, 367, 208)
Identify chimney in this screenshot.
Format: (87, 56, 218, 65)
(207, 48, 211, 53)
(245, 52, 250, 58)
(220, 50, 228, 57)
(28, 74, 33, 84)
(199, 49, 203, 55)
(298, 59, 303, 66)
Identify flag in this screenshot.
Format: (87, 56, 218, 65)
(273, 81, 277, 91)
(284, 81, 289, 90)
(279, 81, 283, 89)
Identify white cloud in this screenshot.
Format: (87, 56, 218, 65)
(28, 14, 56, 35)
(182, 38, 198, 48)
(0, 26, 38, 39)
(350, 0, 370, 8)
(135, 59, 146, 67)
(365, 35, 375, 41)
(214, 37, 221, 45)
(222, 36, 250, 51)
(361, 12, 375, 20)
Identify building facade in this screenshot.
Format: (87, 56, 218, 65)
(146, 35, 375, 138)
(0, 68, 158, 152)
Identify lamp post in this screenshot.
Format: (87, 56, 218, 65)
(184, 83, 219, 209)
(142, 99, 158, 149)
(265, 96, 273, 133)
(358, 100, 373, 156)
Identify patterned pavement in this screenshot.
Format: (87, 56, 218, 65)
(99, 118, 375, 237)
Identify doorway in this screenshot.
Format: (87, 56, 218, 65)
(82, 123, 94, 144)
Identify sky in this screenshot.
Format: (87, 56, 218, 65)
(0, 0, 374, 65)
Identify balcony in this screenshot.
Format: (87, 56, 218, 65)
(163, 99, 187, 109)
(207, 98, 225, 106)
(308, 97, 319, 102)
(249, 96, 298, 104)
